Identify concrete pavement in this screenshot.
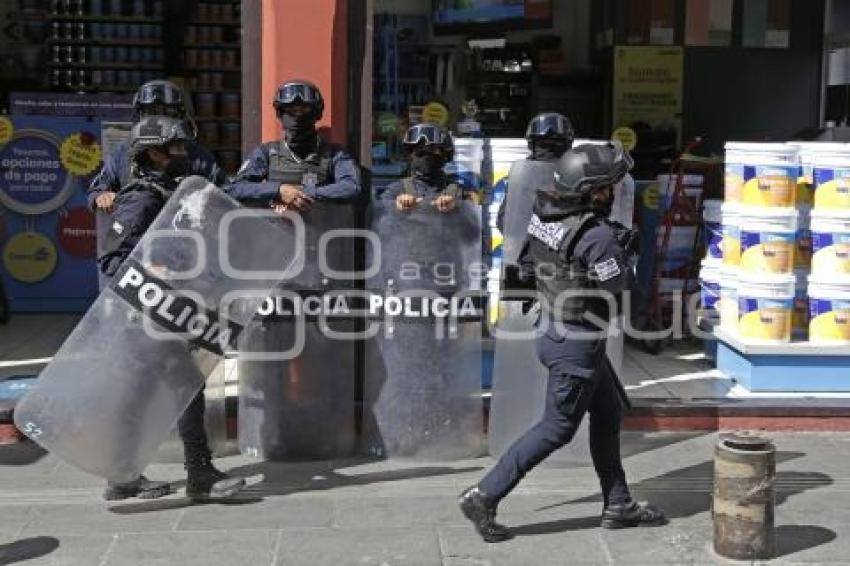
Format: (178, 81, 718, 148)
(0, 431, 846, 565)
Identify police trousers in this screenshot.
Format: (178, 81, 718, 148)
(178, 389, 211, 461)
(479, 324, 630, 506)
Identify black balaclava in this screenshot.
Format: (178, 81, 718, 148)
(531, 138, 569, 161)
(590, 185, 615, 217)
(281, 112, 319, 156)
(410, 150, 448, 186)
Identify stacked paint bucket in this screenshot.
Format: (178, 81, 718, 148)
(799, 142, 850, 344)
(719, 143, 803, 343)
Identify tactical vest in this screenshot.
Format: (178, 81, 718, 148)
(526, 212, 603, 324)
(268, 140, 332, 186)
(401, 177, 462, 200)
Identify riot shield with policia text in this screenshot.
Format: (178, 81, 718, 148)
(362, 198, 485, 459)
(14, 177, 300, 483)
(237, 202, 360, 460)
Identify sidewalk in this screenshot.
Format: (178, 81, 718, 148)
(0, 431, 846, 565)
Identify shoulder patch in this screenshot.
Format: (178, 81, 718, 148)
(593, 257, 621, 282)
(527, 214, 567, 250)
(111, 221, 125, 236)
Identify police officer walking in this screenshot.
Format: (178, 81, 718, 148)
(383, 123, 475, 212)
(459, 142, 665, 542)
(497, 112, 574, 232)
(225, 80, 361, 209)
(88, 80, 224, 214)
(98, 116, 245, 502)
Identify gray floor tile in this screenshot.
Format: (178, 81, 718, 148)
(105, 530, 277, 566)
(0, 534, 113, 566)
(438, 525, 608, 566)
(22, 503, 184, 536)
(276, 527, 441, 566)
(334, 494, 466, 528)
(176, 493, 333, 531)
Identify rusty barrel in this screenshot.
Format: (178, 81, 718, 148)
(713, 432, 776, 560)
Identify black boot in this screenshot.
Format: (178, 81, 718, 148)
(185, 455, 245, 502)
(601, 500, 667, 529)
(103, 475, 171, 501)
(458, 486, 513, 543)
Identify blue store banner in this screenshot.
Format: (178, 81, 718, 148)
(0, 115, 103, 312)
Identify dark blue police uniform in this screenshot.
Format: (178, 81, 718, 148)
(87, 140, 224, 210)
(478, 204, 634, 508)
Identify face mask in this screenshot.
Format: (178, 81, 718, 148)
(411, 152, 446, 181)
(590, 186, 615, 217)
(531, 139, 568, 161)
(281, 112, 318, 148)
(164, 155, 190, 180)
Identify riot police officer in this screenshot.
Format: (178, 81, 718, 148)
(384, 123, 475, 212)
(496, 112, 574, 232)
(88, 80, 224, 214)
(98, 116, 245, 502)
(459, 142, 665, 542)
(225, 80, 362, 210)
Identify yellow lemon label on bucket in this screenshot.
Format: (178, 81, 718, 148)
(814, 167, 850, 210)
(739, 299, 792, 341)
(810, 304, 850, 342)
(724, 165, 744, 203)
(741, 166, 797, 207)
(722, 236, 741, 266)
(740, 231, 794, 273)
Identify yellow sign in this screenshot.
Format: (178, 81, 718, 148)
(422, 102, 449, 127)
(613, 46, 683, 144)
(613, 127, 638, 151)
(642, 183, 660, 210)
(60, 133, 102, 176)
(0, 117, 14, 146)
(3, 232, 58, 283)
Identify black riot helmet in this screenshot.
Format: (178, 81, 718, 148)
(128, 116, 194, 164)
(133, 80, 187, 120)
(552, 141, 633, 198)
(526, 113, 574, 147)
(402, 123, 455, 161)
(273, 80, 324, 120)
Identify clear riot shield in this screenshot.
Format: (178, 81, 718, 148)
(500, 160, 556, 264)
(95, 211, 112, 291)
(363, 199, 485, 459)
(489, 158, 591, 465)
(14, 177, 296, 483)
(237, 203, 358, 460)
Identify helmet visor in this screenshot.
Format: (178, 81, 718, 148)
(136, 83, 183, 106)
(527, 114, 571, 139)
(275, 83, 322, 107)
(403, 124, 449, 146)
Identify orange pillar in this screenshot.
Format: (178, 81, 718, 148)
(260, 0, 349, 145)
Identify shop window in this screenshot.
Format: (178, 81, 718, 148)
(685, 0, 732, 47)
(743, 0, 791, 48)
(624, 0, 676, 46)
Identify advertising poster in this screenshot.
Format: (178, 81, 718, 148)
(612, 46, 683, 146)
(0, 115, 103, 312)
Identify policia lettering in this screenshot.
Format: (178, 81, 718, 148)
(256, 291, 484, 321)
(111, 259, 242, 355)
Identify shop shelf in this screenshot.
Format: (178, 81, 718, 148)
(195, 117, 242, 122)
(183, 43, 241, 50)
(47, 62, 163, 70)
(193, 88, 243, 94)
(187, 21, 241, 27)
(47, 39, 162, 46)
(48, 14, 163, 23)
